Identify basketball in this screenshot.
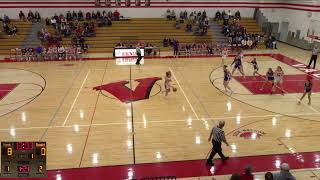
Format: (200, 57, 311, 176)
(173, 87, 177, 92)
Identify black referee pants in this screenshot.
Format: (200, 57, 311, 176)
(308, 55, 317, 69)
(207, 140, 226, 162)
(135, 53, 142, 65)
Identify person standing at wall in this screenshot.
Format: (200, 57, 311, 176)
(307, 45, 319, 69)
(206, 121, 229, 166)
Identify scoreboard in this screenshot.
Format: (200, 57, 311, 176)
(1, 142, 47, 178)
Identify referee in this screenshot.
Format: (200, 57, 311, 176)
(206, 121, 229, 166)
(135, 45, 142, 65)
(307, 45, 319, 69)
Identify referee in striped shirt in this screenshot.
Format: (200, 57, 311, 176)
(206, 121, 229, 166)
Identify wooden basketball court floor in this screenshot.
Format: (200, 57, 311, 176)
(0, 44, 320, 179)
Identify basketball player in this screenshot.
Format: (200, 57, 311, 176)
(298, 79, 312, 105)
(164, 71, 176, 97)
(250, 57, 259, 76)
(260, 68, 274, 94)
(221, 47, 228, 66)
(135, 45, 142, 65)
(273, 66, 284, 95)
(223, 65, 232, 93)
(231, 52, 245, 77)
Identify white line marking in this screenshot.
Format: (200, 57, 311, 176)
(1, 112, 320, 131)
(62, 70, 90, 126)
(169, 67, 200, 120)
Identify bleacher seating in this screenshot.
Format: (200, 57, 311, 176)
(218, 17, 263, 34)
(1, 17, 266, 56)
(0, 21, 32, 55)
(58, 18, 213, 54)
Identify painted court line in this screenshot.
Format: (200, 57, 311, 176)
(169, 67, 200, 120)
(2, 112, 320, 131)
(62, 70, 90, 126)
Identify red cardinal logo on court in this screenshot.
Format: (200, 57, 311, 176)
(233, 129, 266, 140)
(93, 77, 162, 103)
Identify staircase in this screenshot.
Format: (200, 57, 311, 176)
(209, 21, 227, 43)
(22, 22, 43, 48)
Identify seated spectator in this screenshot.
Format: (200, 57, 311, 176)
(45, 17, 50, 26)
(271, 35, 277, 49)
(230, 173, 241, 180)
(78, 10, 84, 21)
(240, 166, 254, 180)
(81, 43, 89, 53)
(175, 20, 181, 29)
(35, 11, 41, 22)
(86, 12, 92, 21)
(92, 11, 97, 20)
(107, 11, 113, 19)
(166, 9, 171, 20)
(72, 11, 78, 20)
(185, 23, 192, 32)
(273, 163, 296, 180)
(179, 11, 184, 19)
(3, 14, 10, 24)
(19, 11, 26, 21)
(163, 36, 170, 47)
(145, 43, 153, 55)
(183, 10, 188, 19)
(35, 45, 44, 61)
(223, 12, 229, 25)
(204, 17, 209, 25)
(235, 10, 241, 20)
(27, 11, 34, 22)
(215, 11, 221, 21)
(66, 11, 72, 21)
(265, 172, 274, 180)
(113, 10, 120, 21)
(50, 17, 57, 28)
(11, 26, 18, 36)
(57, 45, 66, 60)
(170, 10, 176, 20)
(227, 10, 232, 18)
(96, 11, 101, 19)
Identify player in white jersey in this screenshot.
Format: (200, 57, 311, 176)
(221, 47, 228, 66)
(273, 66, 284, 95)
(164, 71, 177, 97)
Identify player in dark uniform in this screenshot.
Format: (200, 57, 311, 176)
(298, 79, 312, 105)
(260, 68, 274, 94)
(231, 52, 245, 77)
(223, 65, 232, 92)
(250, 57, 259, 76)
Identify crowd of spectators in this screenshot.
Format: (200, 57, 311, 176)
(229, 163, 296, 180)
(215, 10, 265, 50)
(11, 45, 83, 61)
(166, 9, 209, 36)
(177, 41, 229, 56)
(37, 10, 120, 57)
(115, 41, 159, 56)
(1, 15, 18, 36)
(19, 10, 41, 22)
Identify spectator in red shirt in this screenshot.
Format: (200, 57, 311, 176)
(113, 10, 120, 21)
(240, 166, 254, 180)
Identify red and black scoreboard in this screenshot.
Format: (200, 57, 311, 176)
(1, 142, 47, 178)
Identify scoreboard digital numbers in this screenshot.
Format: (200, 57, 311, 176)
(1, 142, 47, 178)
